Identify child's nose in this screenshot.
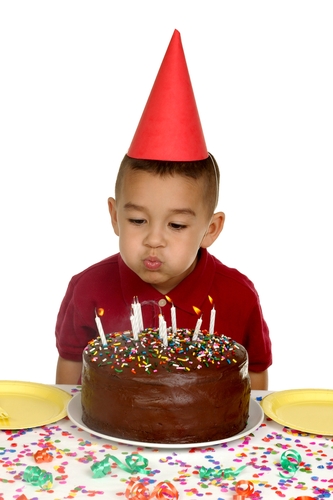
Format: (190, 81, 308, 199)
(143, 225, 165, 248)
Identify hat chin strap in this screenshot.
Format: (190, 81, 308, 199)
(208, 153, 219, 210)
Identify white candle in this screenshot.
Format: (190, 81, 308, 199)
(158, 314, 164, 338)
(95, 312, 107, 346)
(133, 296, 144, 331)
(165, 295, 176, 334)
(159, 314, 168, 345)
(171, 303, 177, 334)
(192, 315, 202, 341)
(130, 314, 139, 340)
(137, 300, 144, 331)
(162, 317, 168, 346)
(209, 306, 216, 335)
(132, 297, 143, 332)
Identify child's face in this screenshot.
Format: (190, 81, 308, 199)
(109, 169, 223, 294)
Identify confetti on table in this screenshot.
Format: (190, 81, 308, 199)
(1, 390, 333, 499)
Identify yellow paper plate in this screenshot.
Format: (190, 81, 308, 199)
(0, 380, 72, 430)
(261, 389, 333, 435)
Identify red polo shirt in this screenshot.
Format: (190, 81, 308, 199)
(55, 249, 272, 372)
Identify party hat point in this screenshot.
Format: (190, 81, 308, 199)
(128, 29, 208, 161)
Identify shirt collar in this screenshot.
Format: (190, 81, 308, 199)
(118, 248, 215, 314)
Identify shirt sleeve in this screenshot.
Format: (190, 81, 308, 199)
(244, 302, 272, 373)
(55, 278, 96, 362)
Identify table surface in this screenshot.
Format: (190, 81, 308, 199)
(0, 386, 332, 500)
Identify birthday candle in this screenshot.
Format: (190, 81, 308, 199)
(192, 315, 202, 341)
(192, 307, 202, 341)
(95, 310, 107, 346)
(158, 314, 168, 345)
(165, 296, 177, 334)
(162, 317, 168, 346)
(209, 305, 216, 335)
(158, 314, 164, 338)
(208, 296, 216, 335)
(170, 303, 177, 334)
(132, 297, 143, 331)
(130, 313, 139, 340)
(135, 296, 144, 330)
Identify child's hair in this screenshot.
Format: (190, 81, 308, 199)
(115, 153, 220, 216)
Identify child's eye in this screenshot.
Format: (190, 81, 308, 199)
(169, 223, 187, 230)
(129, 219, 146, 226)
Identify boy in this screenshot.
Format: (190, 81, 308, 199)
(55, 30, 272, 389)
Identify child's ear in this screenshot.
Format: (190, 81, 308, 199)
(200, 212, 225, 248)
(108, 197, 119, 236)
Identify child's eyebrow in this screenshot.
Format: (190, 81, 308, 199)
(169, 208, 196, 217)
(123, 202, 196, 217)
(123, 202, 145, 211)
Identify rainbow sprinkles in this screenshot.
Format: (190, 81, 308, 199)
(84, 328, 241, 374)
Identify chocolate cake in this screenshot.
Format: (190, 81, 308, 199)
(81, 328, 251, 444)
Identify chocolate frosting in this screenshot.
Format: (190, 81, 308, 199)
(81, 329, 251, 444)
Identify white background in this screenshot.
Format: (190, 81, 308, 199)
(1, 1, 332, 390)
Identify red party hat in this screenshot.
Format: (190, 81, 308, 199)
(127, 29, 208, 161)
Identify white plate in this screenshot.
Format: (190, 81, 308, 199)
(67, 393, 264, 449)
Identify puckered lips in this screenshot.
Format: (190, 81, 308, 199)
(143, 256, 162, 271)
